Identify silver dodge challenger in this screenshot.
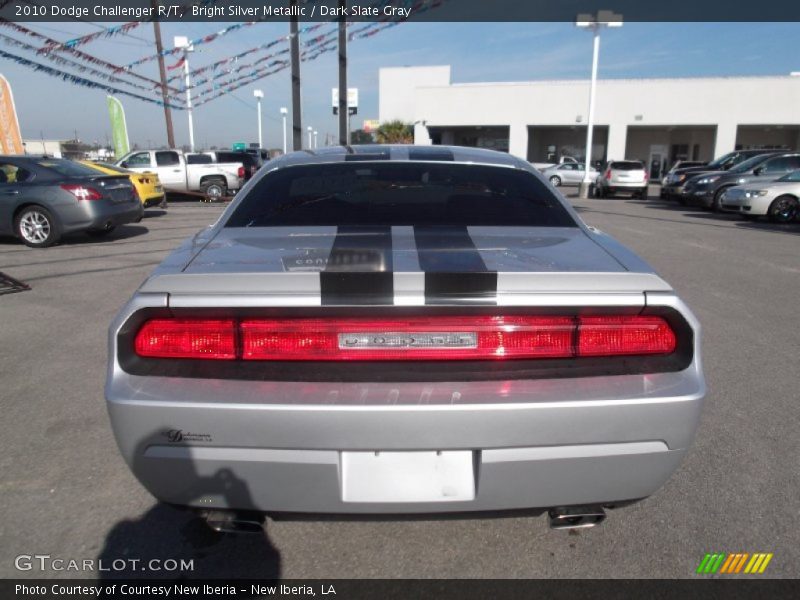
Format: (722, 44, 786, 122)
(106, 145, 705, 531)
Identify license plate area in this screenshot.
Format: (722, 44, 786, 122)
(341, 451, 476, 503)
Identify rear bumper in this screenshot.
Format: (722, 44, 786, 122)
(61, 200, 143, 233)
(142, 193, 166, 208)
(106, 294, 705, 514)
(107, 391, 701, 514)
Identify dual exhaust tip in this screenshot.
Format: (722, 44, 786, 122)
(201, 506, 607, 534)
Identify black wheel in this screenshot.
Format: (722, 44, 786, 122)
(767, 195, 798, 224)
(594, 185, 604, 198)
(638, 188, 648, 200)
(201, 178, 227, 202)
(15, 205, 61, 248)
(86, 225, 116, 237)
(549, 175, 562, 187)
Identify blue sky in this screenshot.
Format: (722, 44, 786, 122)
(1, 21, 799, 149)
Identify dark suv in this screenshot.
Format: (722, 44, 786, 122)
(662, 150, 781, 203)
(682, 152, 800, 211)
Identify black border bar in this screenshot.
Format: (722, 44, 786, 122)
(2, 579, 798, 599)
(2, 0, 800, 22)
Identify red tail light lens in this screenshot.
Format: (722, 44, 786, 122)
(61, 184, 103, 201)
(604, 169, 612, 180)
(133, 315, 677, 362)
(135, 319, 236, 359)
(237, 166, 246, 178)
(578, 316, 676, 356)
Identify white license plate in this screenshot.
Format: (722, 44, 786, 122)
(341, 451, 475, 503)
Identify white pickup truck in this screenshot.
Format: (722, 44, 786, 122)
(116, 150, 245, 200)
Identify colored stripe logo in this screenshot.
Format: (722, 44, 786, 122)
(696, 553, 773, 574)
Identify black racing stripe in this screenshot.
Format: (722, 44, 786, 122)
(320, 226, 394, 305)
(414, 226, 497, 305)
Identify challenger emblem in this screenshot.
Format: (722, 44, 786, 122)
(338, 332, 477, 350)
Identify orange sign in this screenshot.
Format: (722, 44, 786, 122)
(0, 74, 24, 155)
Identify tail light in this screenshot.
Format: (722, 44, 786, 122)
(135, 319, 236, 359)
(604, 169, 612, 180)
(237, 166, 246, 179)
(61, 184, 103, 201)
(644, 171, 649, 182)
(138, 177, 150, 185)
(133, 315, 676, 361)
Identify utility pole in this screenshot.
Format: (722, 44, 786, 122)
(151, 0, 175, 148)
(290, 0, 302, 151)
(338, 0, 347, 146)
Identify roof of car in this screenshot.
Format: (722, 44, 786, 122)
(268, 145, 532, 170)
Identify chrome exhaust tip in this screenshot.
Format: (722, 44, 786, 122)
(548, 506, 606, 530)
(202, 510, 264, 534)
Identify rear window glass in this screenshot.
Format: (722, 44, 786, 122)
(610, 161, 644, 170)
(225, 163, 577, 228)
(187, 154, 213, 164)
(217, 152, 251, 165)
(35, 160, 103, 177)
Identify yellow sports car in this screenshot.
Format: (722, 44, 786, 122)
(78, 161, 166, 208)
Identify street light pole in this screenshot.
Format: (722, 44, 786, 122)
(280, 107, 288, 154)
(253, 89, 264, 148)
(576, 11, 623, 199)
(313, 130, 318, 149)
(174, 36, 195, 152)
(307, 126, 313, 149)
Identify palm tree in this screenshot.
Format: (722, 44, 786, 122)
(375, 120, 413, 144)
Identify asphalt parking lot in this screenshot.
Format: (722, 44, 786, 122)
(1, 191, 798, 579)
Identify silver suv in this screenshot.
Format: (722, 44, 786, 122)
(593, 160, 649, 199)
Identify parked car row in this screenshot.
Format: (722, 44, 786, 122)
(659, 150, 800, 223)
(577, 149, 800, 224)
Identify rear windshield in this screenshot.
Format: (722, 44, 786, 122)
(186, 154, 213, 164)
(610, 161, 644, 171)
(225, 163, 577, 228)
(35, 160, 104, 178)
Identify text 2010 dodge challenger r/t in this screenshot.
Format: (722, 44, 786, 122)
(106, 146, 705, 530)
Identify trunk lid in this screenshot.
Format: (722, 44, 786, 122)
(140, 226, 672, 301)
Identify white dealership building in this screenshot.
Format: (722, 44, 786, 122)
(379, 66, 800, 178)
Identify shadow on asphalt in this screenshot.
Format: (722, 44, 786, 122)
(98, 429, 281, 582)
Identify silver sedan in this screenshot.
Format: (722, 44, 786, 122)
(720, 170, 800, 223)
(541, 163, 596, 187)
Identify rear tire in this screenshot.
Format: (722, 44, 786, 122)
(549, 176, 562, 187)
(201, 178, 227, 202)
(767, 195, 798, 223)
(15, 205, 61, 248)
